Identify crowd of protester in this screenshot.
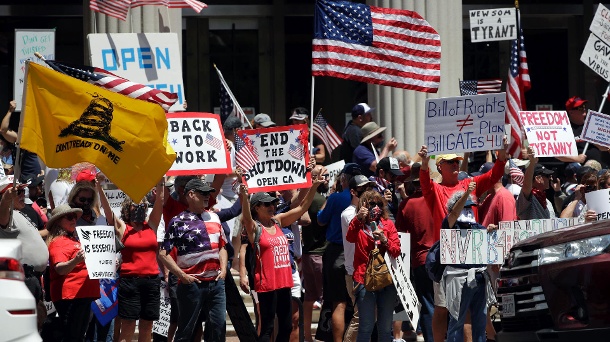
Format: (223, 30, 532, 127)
(2, 97, 609, 342)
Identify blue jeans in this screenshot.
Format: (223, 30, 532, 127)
(446, 275, 486, 342)
(412, 265, 434, 342)
(175, 279, 226, 342)
(354, 282, 396, 342)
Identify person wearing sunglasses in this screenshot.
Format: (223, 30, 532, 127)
(67, 179, 113, 227)
(113, 182, 163, 342)
(346, 190, 400, 342)
(352, 121, 398, 178)
(46, 203, 100, 341)
(560, 168, 598, 223)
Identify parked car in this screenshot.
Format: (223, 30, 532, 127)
(0, 239, 41, 341)
(496, 221, 610, 342)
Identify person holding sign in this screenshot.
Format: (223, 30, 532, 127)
(559, 170, 598, 223)
(240, 168, 327, 342)
(46, 204, 100, 342)
(114, 183, 164, 342)
(346, 190, 401, 342)
(517, 147, 557, 220)
(289, 107, 326, 164)
(562, 96, 602, 165)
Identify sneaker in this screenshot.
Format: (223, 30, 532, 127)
(402, 330, 417, 342)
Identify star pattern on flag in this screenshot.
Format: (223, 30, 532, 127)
(318, 0, 372, 45)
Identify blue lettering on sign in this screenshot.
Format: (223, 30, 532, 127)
(100, 47, 172, 70)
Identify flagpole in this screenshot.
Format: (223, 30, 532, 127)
(14, 61, 33, 186)
(34, 52, 64, 74)
(582, 82, 610, 154)
(310, 76, 315, 156)
(214, 64, 253, 129)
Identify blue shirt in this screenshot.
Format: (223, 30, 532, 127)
(352, 145, 376, 177)
(317, 189, 352, 244)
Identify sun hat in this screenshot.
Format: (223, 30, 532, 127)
(360, 122, 386, 144)
(47, 204, 83, 234)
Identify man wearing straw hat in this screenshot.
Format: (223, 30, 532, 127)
(352, 121, 398, 177)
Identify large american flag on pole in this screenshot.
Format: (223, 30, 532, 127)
(130, 0, 207, 11)
(312, 0, 441, 93)
(459, 79, 503, 96)
(506, 8, 530, 158)
(235, 134, 258, 171)
(43, 60, 178, 111)
(312, 113, 342, 153)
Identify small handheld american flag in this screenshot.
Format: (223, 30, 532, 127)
(459, 79, 502, 96)
(508, 159, 524, 186)
(288, 144, 305, 160)
(235, 134, 259, 171)
(312, 113, 342, 153)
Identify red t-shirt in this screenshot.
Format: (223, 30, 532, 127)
(48, 236, 100, 302)
(396, 196, 435, 268)
(163, 196, 188, 229)
(254, 225, 293, 293)
(120, 223, 159, 277)
(480, 186, 517, 227)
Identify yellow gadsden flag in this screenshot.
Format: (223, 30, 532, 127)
(19, 62, 176, 201)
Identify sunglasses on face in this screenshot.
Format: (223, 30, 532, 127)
(64, 213, 78, 221)
(16, 189, 25, 195)
(368, 201, 383, 208)
(261, 202, 276, 207)
(443, 160, 460, 165)
(376, 133, 384, 139)
(194, 190, 211, 197)
(78, 197, 94, 204)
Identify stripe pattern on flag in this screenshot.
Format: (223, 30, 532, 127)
(44, 60, 178, 110)
(312, 113, 342, 153)
(288, 144, 305, 160)
(130, 0, 207, 12)
(204, 133, 222, 150)
(235, 134, 258, 171)
(312, 0, 441, 93)
(459, 79, 503, 96)
(508, 159, 525, 187)
(89, 0, 131, 20)
(506, 8, 530, 158)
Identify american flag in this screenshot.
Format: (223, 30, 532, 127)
(508, 159, 524, 186)
(219, 84, 234, 123)
(89, 0, 131, 20)
(506, 9, 530, 158)
(312, 0, 441, 93)
(312, 113, 342, 153)
(204, 133, 222, 150)
(43, 60, 178, 111)
(235, 134, 258, 171)
(288, 144, 305, 160)
(90, 0, 207, 21)
(459, 79, 503, 96)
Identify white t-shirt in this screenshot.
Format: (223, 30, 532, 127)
(220, 141, 238, 200)
(341, 204, 357, 276)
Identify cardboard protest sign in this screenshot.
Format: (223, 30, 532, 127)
(425, 93, 506, 154)
(585, 188, 610, 221)
(580, 33, 610, 82)
(88, 33, 185, 112)
(518, 111, 578, 157)
(441, 218, 578, 265)
(386, 236, 420, 327)
(469, 8, 516, 43)
(581, 110, 610, 148)
(103, 189, 127, 217)
(590, 4, 610, 46)
(237, 125, 311, 192)
(153, 280, 172, 337)
(76, 225, 117, 279)
(321, 160, 345, 197)
(166, 112, 231, 176)
(14, 29, 55, 111)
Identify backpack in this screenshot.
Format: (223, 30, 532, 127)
(425, 240, 446, 282)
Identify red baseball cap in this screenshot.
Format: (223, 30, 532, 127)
(566, 96, 587, 110)
(76, 169, 96, 183)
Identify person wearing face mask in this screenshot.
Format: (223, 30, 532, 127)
(352, 122, 398, 177)
(372, 156, 404, 219)
(113, 182, 164, 342)
(560, 170, 598, 223)
(395, 163, 435, 342)
(346, 190, 401, 342)
(67, 178, 114, 227)
(517, 147, 557, 220)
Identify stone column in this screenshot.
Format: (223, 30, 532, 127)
(367, 0, 463, 157)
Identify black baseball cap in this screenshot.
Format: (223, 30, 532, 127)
(534, 164, 554, 176)
(184, 179, 215, 194)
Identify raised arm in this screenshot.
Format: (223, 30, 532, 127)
(0, 101, 17, 143)
(275, 169, 326, 227)
(147, 182, 164, 230)
(521, 147, 537, 199)
(447, 182, 476, 229)
(239, 184, 256, 244)
(95, 177, 114, 226)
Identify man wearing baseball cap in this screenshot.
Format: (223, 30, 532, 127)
(517, 147, 557, 220)
(340, 103, 374, 164)
(372, 157, 404, 218)
(560, 96, 599, 165)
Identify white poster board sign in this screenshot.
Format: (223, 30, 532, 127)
(425, 93, 506, 155)
(581, 110, 610, 148)
(14, 29, 55, 111)
(166, 112, 232, 176)
(322, 160, 345, 197)
(103, 189, 127, 217)
(469, 8, 517, 43)
(153, 280, 172, 337)
(88, 33, 185, 112)
(580, 33, 610, 82)
(585, 188, 610, 221)
(76, 225, 117, 279)
(518, 111, 578, 157)
(386, 242, 420, 327)
(590, 4, 610, 46)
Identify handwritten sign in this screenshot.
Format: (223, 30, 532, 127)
(581, 33, 610, 82)
(104, 189, 127, 217)
(581, 110, 610, 148)
(590, 4, 610, 46)
(386, 240, 420, 327)
(441, 218, 578, 264)
(585, 188, 610, 221)
(14, 29, 55, 111)
(321, 160, 345, 197)
(469, 8, 516, 43)
(237, 125, 311, 192)
(88, 33, 185, 112)
(519, 111, 577, 157)
(166, 112, 231, 176)
(153, 280, 172, 337)
(425, 93, 506, 154)
(76, 225, 117, 279)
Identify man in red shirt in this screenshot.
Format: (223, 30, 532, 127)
(418, 144, 507, 342)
